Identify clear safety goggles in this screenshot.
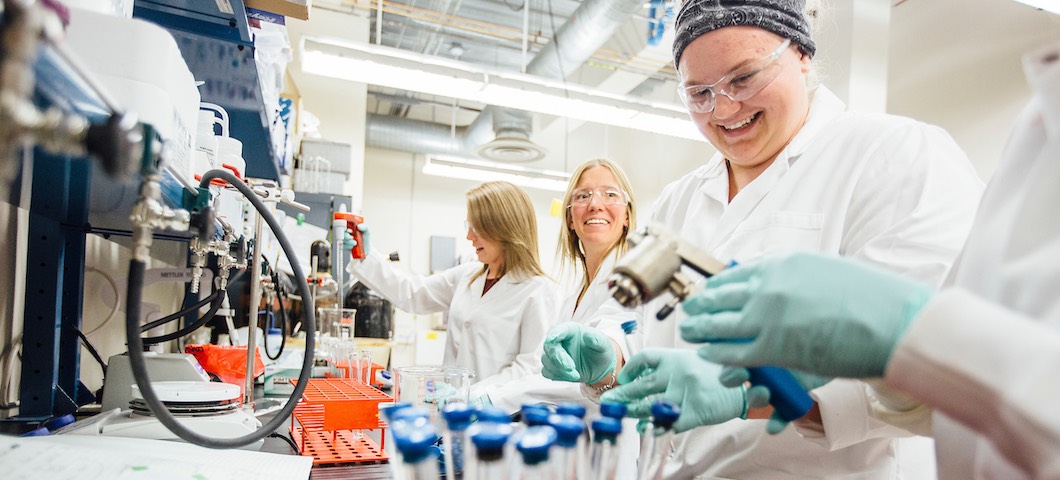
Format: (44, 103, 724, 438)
(569, 187, 629, 207)
(677, 39, 790, 114)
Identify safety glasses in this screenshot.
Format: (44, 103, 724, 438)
(677, 39, 791, 114)
(568, 187, 629, 208)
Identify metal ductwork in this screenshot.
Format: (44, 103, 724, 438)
(365, 0, 645, 161)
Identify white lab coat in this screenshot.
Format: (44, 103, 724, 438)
(348, 250, 560, 387)
(480, 251, 640, 480)
(884, 41, 1060, 480)
(596, 86, 984, 478)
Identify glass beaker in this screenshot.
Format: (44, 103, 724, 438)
(317, 307, 356, 339)
(394, 366, 475, 421)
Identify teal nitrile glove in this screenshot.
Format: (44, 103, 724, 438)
(339, 229, 355, 250)
(470, 393, 493, 409)
(718, 366, 830, 434)
(600, 349, 749, 433)
(356, 223, 371, 256)
(423, 381, 459, 404)
(681, 252, 935, 379)
(541, 323, 617, 384)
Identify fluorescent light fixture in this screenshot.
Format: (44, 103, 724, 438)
(1012, 0, 1060, 14)
(301, 36, 703, 141)
(423, 154, 571, 192)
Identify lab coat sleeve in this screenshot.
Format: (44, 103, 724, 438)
(473, 280, 561, 390)
(802, 120, 983, 446)
(886, 288, 1060, 478)
(346, 249, 463, 314)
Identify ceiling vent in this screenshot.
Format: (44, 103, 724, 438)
(476, 134, 548, 163)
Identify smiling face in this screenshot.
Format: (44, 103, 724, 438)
(678, 26, 811, 177)
(568, 166, 630, 258)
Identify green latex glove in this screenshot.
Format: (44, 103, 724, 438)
(423, 380, 458, 404)
(470, 393, 492, 409)
(719, 366, 830, 434)
(541, 323, 617, 384)
(356, 223, 371, 256)
(681, 252, 934, 379)
(600, 349, 749, 433)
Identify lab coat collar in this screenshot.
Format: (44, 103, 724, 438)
(697, 85, 847, 205)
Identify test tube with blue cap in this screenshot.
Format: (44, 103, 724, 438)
(392, 417, 441, 480)
(588, 416, 622, 480)
(522, 404, 551, 427)
(555, 402, 586, 419)
(442, 403, 473, 478)
(638, 399, 681, 480)
(599, 401, 627, 420)
(387, 406, 433, 480)
(470, 422, 514, 480)
(380, 401, 413, 477)
(621, 319, 641, 361)
(516, 425, 559, 479)
(548, 413, 585, 480)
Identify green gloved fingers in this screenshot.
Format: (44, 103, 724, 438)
(681, 253, 934, 379)
(356, 223, 371, 256)
(601, 349, 747, 434)
(540, 323, 616, 385)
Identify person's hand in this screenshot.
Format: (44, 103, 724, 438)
(341, 223, 371, 256)
(356, 223, 371, 256)
(423, 380, 458, 404)
(681, 252, 934, 379)
(541, 323, 617, 384)
(600, 349, 750, 433)
(719, 366, 830, 434)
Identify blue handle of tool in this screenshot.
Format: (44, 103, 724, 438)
(747, 366, 815, 421)
(722, 260, 814, 421)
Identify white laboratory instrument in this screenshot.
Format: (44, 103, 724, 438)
(65, 381, 262, 450)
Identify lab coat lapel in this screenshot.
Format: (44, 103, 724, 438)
(701, 87, 843, 251)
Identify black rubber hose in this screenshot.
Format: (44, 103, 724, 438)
(140, 292, 224, 346)
(264, 272, 288, 361)
(138, 268, 246, 333)
(139, 289, 221, 332)
(126, 169, 316, 449)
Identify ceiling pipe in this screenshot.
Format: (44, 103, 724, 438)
(365, 0, 645, 160)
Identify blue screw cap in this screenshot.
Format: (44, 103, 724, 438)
(651, 400, 681, 429)
(621, 319, 637, 335)
(555, 402, 586, 419)
(548, 414, 584, 448)
(517, 425, 558, 465)
(522, 406, 550, 426)
(380, 401, 412, 421)
(475, 406, 512, 424)
(591, 416, 623, 440)
(442, 403, 474, 430)
(600, 401, 628, 419)
(393, 422, 439, 464)
(470, 423, 512, 452)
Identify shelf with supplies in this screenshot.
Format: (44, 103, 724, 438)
(133, 0, 285, 182)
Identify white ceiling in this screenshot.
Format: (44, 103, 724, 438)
(287, 0, 1060, 180)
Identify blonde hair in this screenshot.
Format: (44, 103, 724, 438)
(558, 159, 637, 282)
(466, 181, 547, 285)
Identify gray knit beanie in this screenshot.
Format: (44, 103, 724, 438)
(673, 0, 816, 69)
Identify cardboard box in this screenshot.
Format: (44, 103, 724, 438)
(245, 0, 310, 20)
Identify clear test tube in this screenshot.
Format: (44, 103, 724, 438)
(442, 403, 473, 479)
(392, 415, 440, 480)
(621, 319, 640, 359)
(555, 403, 588, 478)
(547, 414, 584, 480)
(360, 349, 372, 384)
(646, 400, 681, 480)
(380, 402, 413, 479)
(470, 422, 513, 480)
(516, 425, 558, 480)
(588, 417, 622, 480)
